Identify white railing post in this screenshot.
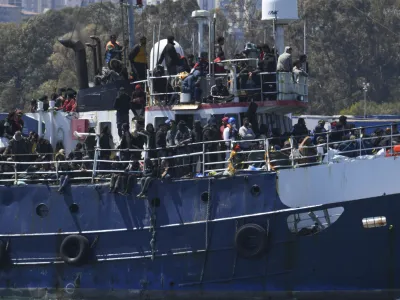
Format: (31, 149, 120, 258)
(289, 137, 295, 168)
(202, 143, 206, 174)
(92, 147, 99, 183)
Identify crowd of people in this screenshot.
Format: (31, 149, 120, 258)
(102, 33, 308, 105)
(0, 106, 399, 197)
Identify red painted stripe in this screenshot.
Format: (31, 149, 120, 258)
(145, 101, 308, 111)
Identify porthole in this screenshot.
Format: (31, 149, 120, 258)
(36, 203, 49, 218)
(201, 192, 209, 202)
(69, 203, 79, 214)
(250, 185, 261, 197)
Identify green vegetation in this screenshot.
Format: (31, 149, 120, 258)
(0, 0, 399, 115)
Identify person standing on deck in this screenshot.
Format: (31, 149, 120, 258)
(129, 36, 148, 81)
(105, 34, 123, 65)
(157, 36, 180, 75)
(114, 87, 131, 138)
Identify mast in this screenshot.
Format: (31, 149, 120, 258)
(127, 0, 135, 49)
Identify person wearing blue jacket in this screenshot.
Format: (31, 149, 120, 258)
(182, 71, 202, 102)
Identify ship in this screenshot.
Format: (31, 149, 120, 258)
(0, 0, 399, 299)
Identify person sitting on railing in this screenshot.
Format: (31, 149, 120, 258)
(182, 71, 202, 103)
(56, 149, 70, 194)
(109, 157, 125, 194)
(137, 158, 157, 199)
(292, 60, 308, 83)
(175, 120, 192, 177)
(238, 117, 256, 151)
(277, 46, 293, 72)
(210, 77, 233, 103)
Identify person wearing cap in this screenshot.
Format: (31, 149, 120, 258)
(129, 36, 148, 80)
(114, 87, 131, 138)
(130, 84, 146, 118)
(220, 116, 229, 139)
(105, 34, 123, 65)
(277, 46, 293, 72)
(157, 36, 180, 75)
(313, 120, 327, 144)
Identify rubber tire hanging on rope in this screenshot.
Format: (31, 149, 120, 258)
(235, 224, 267, 259)
(60, 235, 90, 266)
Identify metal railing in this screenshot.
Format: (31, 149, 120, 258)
(0, 123, 398, 184)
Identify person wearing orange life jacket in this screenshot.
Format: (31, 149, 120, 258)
(128, 36, 148, 80)
(105, 34, 123, 65)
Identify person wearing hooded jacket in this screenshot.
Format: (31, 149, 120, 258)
(175, 120, 192, 177)
(157, 36, 180, 75)
(202, 116, 220, 166)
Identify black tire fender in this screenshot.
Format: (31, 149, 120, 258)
(60, 235, 90, 266)
(234, 223, 267, 258)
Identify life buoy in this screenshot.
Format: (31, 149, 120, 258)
(235, 224, 267, 258)
(60, 235, 90, 266)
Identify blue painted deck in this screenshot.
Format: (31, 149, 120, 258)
(0, 173, 397, 299)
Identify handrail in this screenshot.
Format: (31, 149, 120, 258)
(0, 122, 400, 184)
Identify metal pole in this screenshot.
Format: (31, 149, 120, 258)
(363, 88, 367, 119)
(127, 0, 135, 49)
(303, 19, 307, 55)
(208, 18, 212, 76)
(120, 0, 127, 67)
(152, 24, 155, 71)
(192, 31, 195, 56)
(156, 20, 161, 67)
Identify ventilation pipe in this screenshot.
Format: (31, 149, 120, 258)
(85, 43, 98, 76)
(58, 39, 89, 90)
(90, 36, 103, 73)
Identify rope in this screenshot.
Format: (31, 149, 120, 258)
(200, 178, 212, 283)
(149, 201, 157, 261)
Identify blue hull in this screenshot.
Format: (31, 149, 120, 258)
(0, 174, 398, 299)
